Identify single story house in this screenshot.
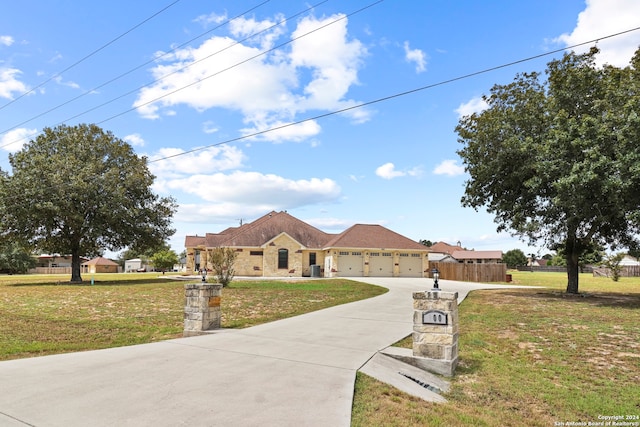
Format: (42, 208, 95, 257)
(184, 211, 430, 278)
(82, 257, 120, 274)
(35, 254, 89, 268)
(450, 250, 503, 264)
(429, 242, 503, 264)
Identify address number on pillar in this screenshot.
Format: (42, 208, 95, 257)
(423, 310, 448, 325)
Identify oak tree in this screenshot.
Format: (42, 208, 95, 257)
(0, 123, 177, 283)
(456, 47, 640, 293)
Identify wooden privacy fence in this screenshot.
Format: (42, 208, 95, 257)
(29, 267, 72, 275)
(428, 262, 507, 283)
(593, 265, 640, 277)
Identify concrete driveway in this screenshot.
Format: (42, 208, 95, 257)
(0, 278, 525, 427)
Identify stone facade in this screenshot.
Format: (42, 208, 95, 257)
(411, 291, 459, 376)
(185, 211, 430, 278)
(183, 283, 222, 337)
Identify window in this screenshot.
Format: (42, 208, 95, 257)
(339, 251, 349, 256)
(309, 252, 316, 265)
(278, 249, 288, 269)
(352, 252, 362, 256)
(250, 251, 263, 256)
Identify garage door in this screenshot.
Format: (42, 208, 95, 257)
(369, 252, 393, 277)
(338, 251, 363, 277)
(399, 253, 423, 277)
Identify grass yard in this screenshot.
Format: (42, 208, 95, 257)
(0, 273, 386, 360)
(351, 271, 640, 426)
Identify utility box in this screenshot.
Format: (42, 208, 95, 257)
(412, 291, 459, 376)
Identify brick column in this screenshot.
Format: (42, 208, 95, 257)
(412, 291, 459, 376)
(183, 283, 222, 337)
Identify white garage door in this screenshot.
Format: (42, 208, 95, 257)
(399, 253, 423, 277)
(338, 251, 363, 277)
(369, 252, 393, 277)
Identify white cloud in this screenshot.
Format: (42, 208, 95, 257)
(0, 127, 37, 153)
(554, 0, 640, 67)
(202, 120, 218, 134)
(433, 159, 465, 177)
(0, 68, 29, 100)
(456, 96, 488, 117)
(164, 170, 341, 220)
(123, 133, 145, 147)
(149, 145, 246, 184)
(194, 12, 227, 27)
(403, 41, 427, 73)
(0, 35, 14, 46)
(240, 119, 321, 143)
(375, 162, 422, 180)
(53, 75, 80, 90)
(133, 12, 369, 141)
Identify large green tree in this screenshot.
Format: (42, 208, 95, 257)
(0, 123, 177, 283)
(502, 249, 527, 268)
(456, 47, 640, 294)
(151, 249, 179, 273)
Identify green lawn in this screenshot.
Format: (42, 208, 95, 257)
(351, 271, 640, 426)
(0, 273, 386, 360)
(2, 271, 638, 426)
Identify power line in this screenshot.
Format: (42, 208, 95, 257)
(147, 24, 640, 164)
(0, 0, 183, 112)
(95, 0, 382, 127)
(0, 0, 274, 137)
(0, 0, 333, 150)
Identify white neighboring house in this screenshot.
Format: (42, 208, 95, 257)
(428, 253, 457, 263)
(124, 258, 153, 273)
(619, 255, 640, 266)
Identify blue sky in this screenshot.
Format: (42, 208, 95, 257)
(1, 0, 640, 257)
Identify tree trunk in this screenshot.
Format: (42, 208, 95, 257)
(70, 250, 83, 283)
(565, 235, 580, 294)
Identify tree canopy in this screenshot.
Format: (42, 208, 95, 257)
(0, 123, 177, 283)
(456, 47, 640, 294)
(502, 249, 527, 268)
(151, 249, 179, 273)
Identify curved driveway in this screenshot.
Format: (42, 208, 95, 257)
(0, 278, 526, 427)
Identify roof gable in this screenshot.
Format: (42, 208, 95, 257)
(82, 257, 119, 266)
(429, 241, 463, 255)
(194, 211, 331, 248)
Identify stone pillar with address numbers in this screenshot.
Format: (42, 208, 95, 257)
(183, 283, 222, 337)
(412, 290, 459, 376)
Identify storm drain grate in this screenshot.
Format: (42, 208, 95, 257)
(398, 372, 442, 393)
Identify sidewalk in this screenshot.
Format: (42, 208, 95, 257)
(0, 278, 522, 427)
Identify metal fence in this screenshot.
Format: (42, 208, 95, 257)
(428, 262, 507, 283)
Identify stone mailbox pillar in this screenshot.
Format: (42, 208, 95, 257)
(183, 283, 222, 337)
(412, 291, 459, 376)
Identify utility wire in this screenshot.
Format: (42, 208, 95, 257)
(0, 0, 274, 137)
(0, 0, 183, 113)
(0, 0, 333, 150)
(95, 0, 382, 127)
(147, 24, 640, 163)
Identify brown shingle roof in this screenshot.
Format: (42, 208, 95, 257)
(193, 211, 332, 249)
(324, 224, 428, 251)
(186, 212, 430, 252)
(185, 235, 206, 247)
(451, 250, 503, 260)
(81, 257, 119, 266)
(429, 241, 463, 255)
